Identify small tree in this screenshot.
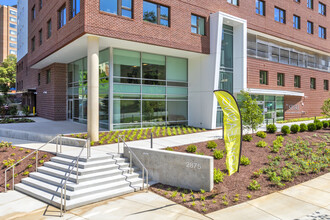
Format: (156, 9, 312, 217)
(321, 97, 330, 117)
(240, 91, 264, 133)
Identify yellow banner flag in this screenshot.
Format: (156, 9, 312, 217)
(214, 90, 242, 176)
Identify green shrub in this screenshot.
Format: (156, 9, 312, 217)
(322, 121, 329, 128)
(186, 145, 197, 153)
(248, 180, 261, 191)
(314, 119, 321, 124)
(207, 141, 217, 149)
(22, 105, 30, 116)
(256, 140, 267, 148)
(243, 134, 253, 142)
(213, 150, 224, 159)
(281, 126, 290, 135)
(290, 124, 300, 134)
(316, 122, 323, 130)
(308, 123, 316, 131)
(266, 124, 277, 133)
(214, 168, 226, 183)
(240, 155, 251, 166)
(300, 123, 307, 132)
(256, 131, 267, 138)
(165, 147, 174, 151)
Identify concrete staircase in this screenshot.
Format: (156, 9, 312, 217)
(15, 153, 145, 210)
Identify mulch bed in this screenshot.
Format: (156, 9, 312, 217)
(0, 118, 35, 124)
(150, 129, 330, 214)
(0, 144, 54, 192)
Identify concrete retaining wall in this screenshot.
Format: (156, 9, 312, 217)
(123, 147, 214, 191)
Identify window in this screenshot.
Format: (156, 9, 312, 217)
(294, 75, 301, 88)
(227, 0, 239, 6)
(293, 15, 300, 29)
(143, 1, 169, 27)
(307, 0, 313, 9)
(191, 15, 205, 35)
(39, 29, 42, 45)
(319, 26, 326, 39)
(307, 21, 314, 34)
(310, 78, 316, 89)
(9, 17, 17, 22)
(46, 70, 51, 84)
(319, 2, 326, 15)
(47, 19, 52, 38)
(9, 30, 17, 35)
(324, 80, 329, 90)
(39, 0, 43, 10)
(9, 10, 17, 16)
(32, 5, 36, 20)
(9, 50, 16, 55)
(295, 0, 300, 3)
(70, 0, 80, 18)
(9, 23, 17, 29)
(9, 43, 17, 48)
(260, 71, 268, 85)
(58, 5, 67, 29)
(274, 7, 286, 23)
(38, 73, 40, 86)
(256, 0, 265, 16)
(10, 36, 17, 42)
(277, 73, 285, 86)
(31, 37, 35, 52)
(100, 0, 132, 18)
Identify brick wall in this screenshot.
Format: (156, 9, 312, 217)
(247, 57, 330, 119)
(36, 63, 67, 120)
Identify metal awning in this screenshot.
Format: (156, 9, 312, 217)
(247, 88, 304, 97)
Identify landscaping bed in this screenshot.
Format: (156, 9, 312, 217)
(150, 129, 330, 214)
(66, 126, 207, 146)
(0, 118, 34, 124)
(0, 142, 54, 192)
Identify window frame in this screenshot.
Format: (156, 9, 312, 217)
(32, 5, 36, 21)
(256, 0, 265, 16)
(227, 0, 239, 6)
(70, 0, 81, 19)
(259, 70, 268, 85)
(324, 80, 329, 91)
(143, 1, 170, 27)
(293, 15, 300, 29)
(46, 70, 51, 84)
(277, 73, 285, 86)
(38, 73, 41, 86)
(319, 2, 326, 16)
(307, 0, 314, 9)
(47, 19, 52, 39)
(58, 5, 67, 29)
(39, 0, 43, 10)
(100, 0, 133, 19)
(319, 26, 326, 39)
(39, 29, 43, 46)
(191, 14, 206, 36)
(274, 7, 286, 24)
(31, 37, 35, 52)
(294, 75, 301, 88)
(307, 21, 314, 34)
(310, 77, 316, 89)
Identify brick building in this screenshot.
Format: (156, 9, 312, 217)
(0, 4, 17, 63)
(16, 0, 330, 141)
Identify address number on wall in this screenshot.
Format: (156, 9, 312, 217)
(186, 162, 202, 169)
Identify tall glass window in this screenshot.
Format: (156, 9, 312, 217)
(100, 0, 132, 18)
(319, 26, 326, 39)
(59, 6, 66, 28)
(71, 0, 80, 18)
(307, 21, 314, 34)
(293, 15, 300, 29)
(191, 15, 205, 35)
(99, 50, 110, 128)
(256, 0, 265, 16)
(319, 2, 326, 15)
(307, 0, 313, 9)
(143, 1, 169, 27)
(274, 7, 285, 23)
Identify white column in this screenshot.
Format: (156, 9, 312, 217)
(87, 36, 99, 142)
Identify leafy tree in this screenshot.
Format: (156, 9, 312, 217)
(240, 91, 264, 133)
(143, 11, 157, 23)
(0, 55, 16, 91)
(321, 96, 330, 117)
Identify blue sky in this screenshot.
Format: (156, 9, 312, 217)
(0, 0, 17, 6)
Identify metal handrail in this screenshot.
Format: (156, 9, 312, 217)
(60, 139, 90, 217)
(118, 135, 149, 191)
(4, 134, 62, 193)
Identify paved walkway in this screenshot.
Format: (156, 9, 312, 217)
(0, 173, 328, 220)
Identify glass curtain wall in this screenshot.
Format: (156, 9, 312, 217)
(113, 49, 188, 129)
(216, 25, 234, 128)
(67, 49, 110, 129)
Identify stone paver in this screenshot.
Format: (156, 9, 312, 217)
(301, 177, 330, 193)
(293, 209, 330, 220)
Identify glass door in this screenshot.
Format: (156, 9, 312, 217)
(67, 99, 73, 120)
(265, 101, 276, 124)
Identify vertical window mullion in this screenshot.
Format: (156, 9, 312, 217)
(157, 5, 161, 24)
(118, 0, 122, 16)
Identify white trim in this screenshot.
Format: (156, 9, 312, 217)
(247, 88, 305, 97)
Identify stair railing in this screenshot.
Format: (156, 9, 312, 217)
(4, 134, 64, 193)
(117, 135, 149, 192)
(60, 138, 90, 216)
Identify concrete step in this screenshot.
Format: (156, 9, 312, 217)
(37, 166, 140, 183)
(56, 153, 121, 162)
(51, 156, 128, 169)
(21, 176, 143, 200)
(15, 182, 143, 210)
(43, 161, 129, 175)
(29, 172, 140, 191)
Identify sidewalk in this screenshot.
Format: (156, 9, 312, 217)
(0, 173, 328, 219)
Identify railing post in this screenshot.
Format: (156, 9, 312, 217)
(12, 166, 15, 190)
(146, 171, 149, 192)
(5, 171, 7, 192)
(129, 151, 132, 174)
(60, 136, 63, 153)
(87, 139, 91, 159)
(142, 168, 145, 190)
(56, 135, 59, 154)
(36, 150, 38, 172)
(150, 133, 153, 149)
(64, 184, 67, 212)
(60, 187, 63, 217)
(76, 159, 79, 184)
(118, 136, 120, 154)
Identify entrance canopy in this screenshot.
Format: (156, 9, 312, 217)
(248, 88, 304, 97)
